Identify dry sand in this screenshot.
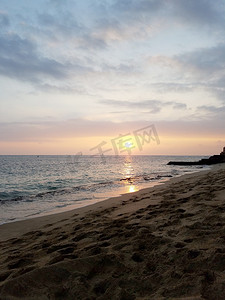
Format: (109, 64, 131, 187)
(0, 165, 225, 299)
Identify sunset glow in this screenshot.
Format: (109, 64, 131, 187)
(0, 1, 225, 154)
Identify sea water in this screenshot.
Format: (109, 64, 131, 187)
(0, 155, 209, 224)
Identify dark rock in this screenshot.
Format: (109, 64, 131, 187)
(188, 250, 200, 259)
(131, 253, 144, 262)
(168, 147, 225, 165)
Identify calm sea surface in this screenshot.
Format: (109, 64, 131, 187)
(0, 155, 209, 224)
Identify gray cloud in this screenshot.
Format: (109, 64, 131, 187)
(149, 43, 225, 103)
(171, 0, 225, 28)
(0, 33, 67, 82)
(111, 0, 164, 25)
(151, 82, 198, 93)
(176, 44, 225, 74)
(209, 84, 225, 103)
(150, 43, 225, 77)
(112, 0, 163, 13)
(0, 12, 10, 28)
(112, 0, 223, 26)
(34, 83, 87, 95)
(176, 45, 225, 103)
(37, 12, 85, 39)
(0, 32, 93, 84)
(107, 0, 225, 43)
(36, 0, 225, 52)
(197, 105, 225, 114)
(101, 62, 140, 75)
(1, 0, 225, 91)
(166, 102, 187, 110)
(100, 99, 187, 114)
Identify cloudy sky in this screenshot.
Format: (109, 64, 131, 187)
(0, 0, 225, 155)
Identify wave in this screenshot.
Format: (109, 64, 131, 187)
(0, 172, 176, 205)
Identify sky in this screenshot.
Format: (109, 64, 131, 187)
(0, 0, 225, 155)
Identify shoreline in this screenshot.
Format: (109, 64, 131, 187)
(1, 163, 225, 299)
(0, 175, 171, 228)
(0, 154, 208, 227)
(0, 167, 210, 242)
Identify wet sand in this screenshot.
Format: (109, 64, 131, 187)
(0, 165, 225, 299)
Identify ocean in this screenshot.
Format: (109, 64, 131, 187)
(0, 155, 209, 224)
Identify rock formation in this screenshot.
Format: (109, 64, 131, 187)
(168, 147, 225, 166)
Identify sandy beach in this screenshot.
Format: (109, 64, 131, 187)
(0, 165, 225, 299)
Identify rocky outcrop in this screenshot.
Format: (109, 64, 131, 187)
(168, 148, 225, 166)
